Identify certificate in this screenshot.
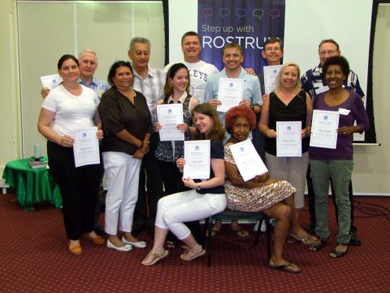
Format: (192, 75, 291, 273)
(229, 139, 268, 182)
(157, 104, 184, 141)
(263, 65, 282, 94)
(310, 110, 339, 149)
(183, 140, 210, 180)
(40, 74, 62, 89)
(276, 121, 302, 157)
(217, 78, 243, 113)
(73, 127, 100, 168)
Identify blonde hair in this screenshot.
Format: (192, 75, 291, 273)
(275, 62, 301, 92)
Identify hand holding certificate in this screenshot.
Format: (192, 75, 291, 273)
(263, 65, 282, 94)
(229, 139, 268, 182)
(183, 140, 210, 180)
(157, 104, 184, 141)
(310, 110, 339, 149)
(40, 74, 62, 90)
(73, 127, 100, 168)
(217, 78, 244, 113)
(276, 121, 302, 157)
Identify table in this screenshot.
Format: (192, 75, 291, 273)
(2, 157, 62, 211)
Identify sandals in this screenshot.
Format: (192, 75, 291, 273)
(206, 228, 220, 237)
(329, 243, 349, 258)
(309, 238, 327, 252)
(232, 228, 249, 238)
(166, 241, 176, 249)
(287, 234, 317, 245)
(180, 246, 206, 261)
(141, 250, 169, 266)
(269, 262, 301, 273)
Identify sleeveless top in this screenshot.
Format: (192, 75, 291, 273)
(265, 89, 309, 156)
(154, 95, 193, 162)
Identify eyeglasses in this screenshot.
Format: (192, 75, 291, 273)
(264, 47, 281, 52)
(319, 50, 338, 56)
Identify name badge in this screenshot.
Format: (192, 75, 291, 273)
(338, 108, 350, 115)
(315, 86, 329, 95)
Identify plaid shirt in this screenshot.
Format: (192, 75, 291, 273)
(301, 64, 365, 99)
(132, 66, 165, 127)
(79, 77, 109, 99)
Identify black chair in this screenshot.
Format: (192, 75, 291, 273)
(203, 209, 272, 267)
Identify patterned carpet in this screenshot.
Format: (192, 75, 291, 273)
(0, 193, 389, 293)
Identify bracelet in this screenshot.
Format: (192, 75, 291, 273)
(196, 182, 201, 191)
(139, 141, 144, 149)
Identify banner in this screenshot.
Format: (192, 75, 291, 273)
(198, 0, 285, 74)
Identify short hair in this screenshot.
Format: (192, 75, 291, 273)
(225, 106, 256, 133)
(78, 49, 98, 62)
(192, 103, 225, 142)
(57, 54, 78, 70)
(181, 31, 201, 45)
(275, 62, 301, 91)
(318, 39, 340, 51)
(263, 38, 283, 50)
(129, 37, 151, 52)
(163, 63, 191, 103)
(222, 42, 243, 55)
(322, 56, 350, 78)
(107, 60, 133, 87)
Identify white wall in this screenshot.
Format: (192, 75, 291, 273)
(0, 0, 21, 171)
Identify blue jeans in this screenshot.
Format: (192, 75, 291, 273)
(310, 159, 353, 244)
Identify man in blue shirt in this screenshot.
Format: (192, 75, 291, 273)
(301, 39, 364, 99)
(205, 42, 262, 128)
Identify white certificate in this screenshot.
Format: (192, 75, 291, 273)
(229, 139, 268, 182)
(310, 110, 339, 149)
(276, 121, 302, 157)
(183, 140, 210, 180)
(40, 74, 62, 90)
(73, 127, 100, 168)
(157, 104, 184, 141)
(217, 78, 243, 113)
(263, 65, 282, 94)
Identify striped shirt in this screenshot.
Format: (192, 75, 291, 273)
(301, 64, 365, 99)
(132, 66, 165, 128)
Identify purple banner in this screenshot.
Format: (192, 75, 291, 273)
(198, 0, 285, 74)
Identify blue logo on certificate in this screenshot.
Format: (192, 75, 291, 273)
(168, 109, 172, 114)
(82, 133, 87, 138)
(287, 126, 291, 131)
(195, 145, 199, 151)
(324, 115, 328, 121)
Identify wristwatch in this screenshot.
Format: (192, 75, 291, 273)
(196, 183, 201, 191)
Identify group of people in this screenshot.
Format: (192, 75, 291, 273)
(37, 31, 369, 273)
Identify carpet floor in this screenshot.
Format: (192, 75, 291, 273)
(0, 193, 389, 293)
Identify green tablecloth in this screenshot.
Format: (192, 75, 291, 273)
(2, 157, 62, 211)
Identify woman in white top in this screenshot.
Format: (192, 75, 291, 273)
(38, 54, 104, 255)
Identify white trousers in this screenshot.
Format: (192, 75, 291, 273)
(265, 151, 309, 209)
(155, 189, 227, 240)
(103, 151, 141, 235)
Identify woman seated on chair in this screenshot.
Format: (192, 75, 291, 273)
(223, 105, 316, 273)
(141, 103, 227, 266)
